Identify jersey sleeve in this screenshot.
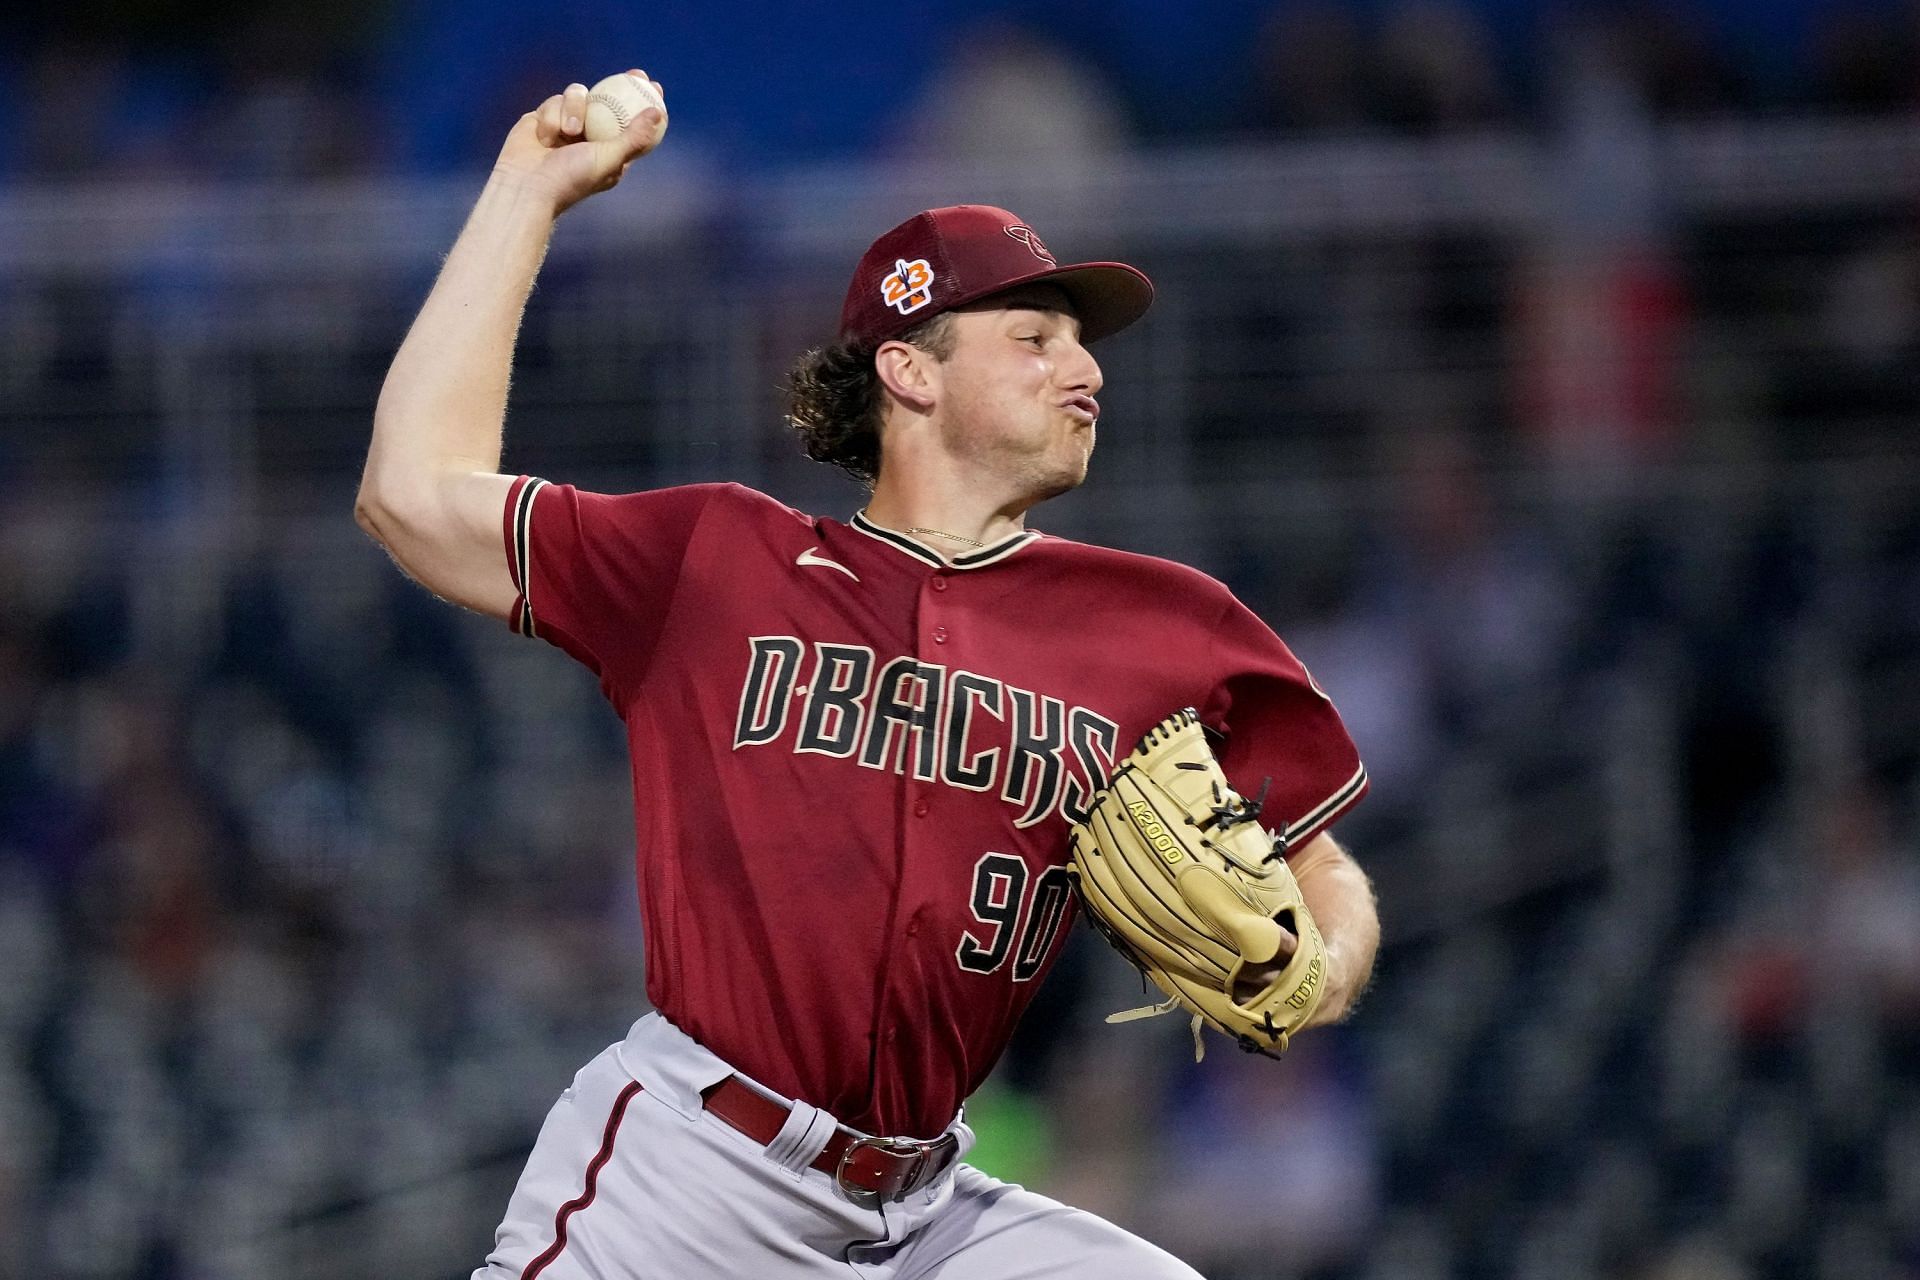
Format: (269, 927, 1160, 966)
(502, 477, 726, 694)
(1196, 592, 1369, 853)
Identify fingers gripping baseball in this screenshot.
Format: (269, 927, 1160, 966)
(499, 71, 668, 212)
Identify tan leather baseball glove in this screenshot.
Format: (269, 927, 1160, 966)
(1068, 708, 1327, 1060)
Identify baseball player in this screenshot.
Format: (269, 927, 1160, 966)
(358, 77, 1379, 1278)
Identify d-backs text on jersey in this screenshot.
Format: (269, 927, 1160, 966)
(732, 637, 1119, 828)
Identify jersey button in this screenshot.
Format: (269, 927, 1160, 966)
(913, 798, 929, 817)
(931, 576, 949, 592)
(931, 626, 949, 644)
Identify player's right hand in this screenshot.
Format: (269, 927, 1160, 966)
(493, 73, 667, 214)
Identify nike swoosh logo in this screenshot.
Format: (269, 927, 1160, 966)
(796, 547, 859, 581)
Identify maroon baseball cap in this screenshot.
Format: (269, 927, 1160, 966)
(838, 205, 1153, 347)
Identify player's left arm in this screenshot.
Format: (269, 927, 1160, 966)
(1286, 831, 1379, 1026)
(1197, 584, 1377, 1025)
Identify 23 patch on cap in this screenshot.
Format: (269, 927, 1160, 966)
(881, 258, 935, 316)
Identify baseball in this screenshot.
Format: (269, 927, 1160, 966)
(584, 70, 667, 142)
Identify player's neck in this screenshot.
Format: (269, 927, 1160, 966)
(863, 475, 1030, 559)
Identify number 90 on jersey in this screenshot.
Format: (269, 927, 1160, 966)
(955, 854, 1076, 982)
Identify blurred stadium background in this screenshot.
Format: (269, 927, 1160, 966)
(3, 1, 1919, 1277)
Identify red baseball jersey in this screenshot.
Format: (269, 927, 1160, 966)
(503, 478, 1367, 1138)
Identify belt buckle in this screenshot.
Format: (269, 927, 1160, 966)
(835, 1134, 942, 1209)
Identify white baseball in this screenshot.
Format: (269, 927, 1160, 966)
(583, 71, 667, 142)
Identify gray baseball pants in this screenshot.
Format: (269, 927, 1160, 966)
(474, 1013, 1200, 1279)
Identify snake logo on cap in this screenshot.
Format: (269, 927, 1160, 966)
(881, 258, 935, 316)
(1003, 225, 1056, 266)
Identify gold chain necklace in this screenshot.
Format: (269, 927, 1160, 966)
(906, 526, 987, 548)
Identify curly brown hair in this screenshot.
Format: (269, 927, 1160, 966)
(783, 313, 956, 486)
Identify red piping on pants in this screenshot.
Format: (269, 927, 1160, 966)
(520, 1081, 644, 1279)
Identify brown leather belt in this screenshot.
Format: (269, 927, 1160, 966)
(701, 1077, 959, 1208)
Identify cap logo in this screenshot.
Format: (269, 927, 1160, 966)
(881, 257, 936, 316)
(1004, 225, 1056, 266)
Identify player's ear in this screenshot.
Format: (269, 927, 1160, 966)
(874, 339, 938, 413)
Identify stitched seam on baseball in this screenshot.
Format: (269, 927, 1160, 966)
(589, 91, 634, 128)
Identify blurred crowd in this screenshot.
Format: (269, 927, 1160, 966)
(2, 0, 1920, 180)
(0, 517, 651, 1275)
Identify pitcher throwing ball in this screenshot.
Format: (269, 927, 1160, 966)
(358, 73, 1380, 1280)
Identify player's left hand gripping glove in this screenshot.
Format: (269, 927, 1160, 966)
(1068, 708, 1327, 1060)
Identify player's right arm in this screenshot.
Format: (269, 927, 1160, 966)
(356, 76, 667, 618)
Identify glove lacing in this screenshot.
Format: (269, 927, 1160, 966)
(1104, 996, 1211, 1061)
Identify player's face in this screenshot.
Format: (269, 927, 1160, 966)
(933, 286, 1104, 502)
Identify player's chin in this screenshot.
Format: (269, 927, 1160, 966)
(1030, 459, 1090, 502)
(1022, 434, 1093, 501)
